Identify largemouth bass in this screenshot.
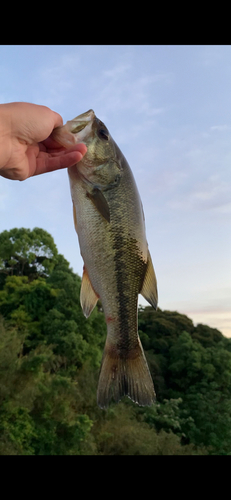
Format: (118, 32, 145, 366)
(53, 110, 158, 408)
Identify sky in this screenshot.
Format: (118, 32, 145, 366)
(0, 45, 230, 337)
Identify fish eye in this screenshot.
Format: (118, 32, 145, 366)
(98, 128, 109, 141)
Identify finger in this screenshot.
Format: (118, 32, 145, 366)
(40, 139, 87, 156)
(52, 110, 63, 129)
(47, 143, 87, 156)
(33, 150, 85, 177)
(41, 136, 66, 150)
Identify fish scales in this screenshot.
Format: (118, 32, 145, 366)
(52, 110, 158, 408)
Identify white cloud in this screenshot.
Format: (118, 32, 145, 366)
(169, 177, 231, 212)
(93, 63, 171, 119)
(103, 64, 132, 79)
(210, 125, 229, 131)
(187, 175, 231, 209)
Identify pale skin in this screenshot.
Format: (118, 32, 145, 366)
(0, 102, 87, 181)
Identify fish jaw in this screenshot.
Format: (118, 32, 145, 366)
(52, 109, 95, 147)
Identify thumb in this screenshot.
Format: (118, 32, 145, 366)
(51, 110, 63, 129)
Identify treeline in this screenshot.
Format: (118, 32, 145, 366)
(0, 227, 230, 455)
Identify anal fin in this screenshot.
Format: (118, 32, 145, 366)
(80, 266, 99, 318)
(140, 250, 158, 309)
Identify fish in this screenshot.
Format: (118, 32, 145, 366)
(52, 110, 158, 409)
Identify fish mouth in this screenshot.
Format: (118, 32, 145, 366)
(66, 109, 95, 143)
(71, 109, 95, 122)
(52, 109, 95, 147)
(69, 109, 95, 132)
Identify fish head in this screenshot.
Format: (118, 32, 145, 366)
(52, 109, 121, 188)
(52, 109, 95, 148)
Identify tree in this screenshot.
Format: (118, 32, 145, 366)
(1, 227, 230, 455)
(0, 317, 94, 455)
(192, 323, 223, 348)
(91, 402, 206, 455)
(167, 331, 231, 453)
(0, 227, 58, 288)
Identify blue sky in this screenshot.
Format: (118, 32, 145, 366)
(0, 45, 230, 336)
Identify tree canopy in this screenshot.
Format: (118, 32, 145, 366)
(0, 227, 58, 288)
(0, 227, 230, 455)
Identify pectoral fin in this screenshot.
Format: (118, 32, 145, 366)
(80, 266, 99, 318)
(86, 188, 110, 223)
(140, 250, 158, 309)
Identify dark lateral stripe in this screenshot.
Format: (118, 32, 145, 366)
(112, 232, 147, 358)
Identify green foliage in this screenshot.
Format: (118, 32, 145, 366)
(192, 323, 223, 347)
(141, 398, 184, 433)
(0, 227, 58, 288)
(0, 404, 36, 455)
(0, 227, 230, 455)
(91, 402, 205, 455)
(167, 332, 231, 453)
(138, 306, 231, 454)
(0, 319, 93, 455)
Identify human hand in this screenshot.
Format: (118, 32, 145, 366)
(0, 102, 87, 181)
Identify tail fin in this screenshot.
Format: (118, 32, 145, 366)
(97, 338, 155, 409)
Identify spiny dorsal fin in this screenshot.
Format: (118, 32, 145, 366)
(80, 266, 99, 318)
(86, 188, 110, 223)
(140, 250, 158, 309)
